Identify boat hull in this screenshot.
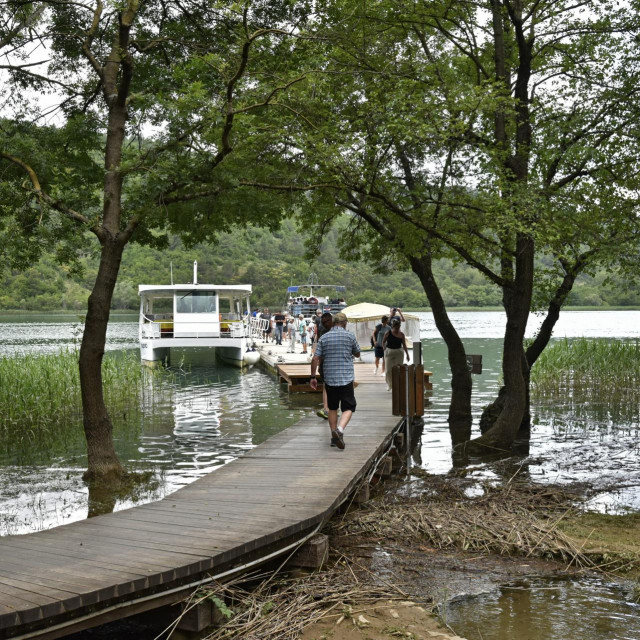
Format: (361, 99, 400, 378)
(140, 338, 259, 369)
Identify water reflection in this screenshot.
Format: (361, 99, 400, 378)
(0, 348, 310, 535)
(412, 336, 640, 511)
(447, 577, 640, 640)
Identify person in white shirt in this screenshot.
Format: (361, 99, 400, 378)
(287, 315, 298, 353)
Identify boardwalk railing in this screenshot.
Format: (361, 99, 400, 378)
(246, 316, 269, 340)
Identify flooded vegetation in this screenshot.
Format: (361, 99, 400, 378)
(0, 328, 309, 535)
(531, 337, 640, 395)
(0, 349, 168, 464)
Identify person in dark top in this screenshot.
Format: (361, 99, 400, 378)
(261, 309, 272, 342)
(382, 318, 410, 390)
(311, 309, 323, 353)
(273, 311, 286, 345)
(372, 315, 390, 376)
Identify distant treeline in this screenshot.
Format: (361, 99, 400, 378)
(1, 222, 638, 311)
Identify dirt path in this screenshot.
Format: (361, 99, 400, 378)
(300, 599, 465, 640)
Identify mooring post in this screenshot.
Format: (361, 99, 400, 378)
(413, 340, 422, 366)
(405, 364, 411, 476)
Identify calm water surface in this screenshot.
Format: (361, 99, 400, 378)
(1, 310, 639, 640)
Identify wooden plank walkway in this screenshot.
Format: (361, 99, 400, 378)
(0, 381, 402, 640)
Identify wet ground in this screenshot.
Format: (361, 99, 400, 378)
(328, 472, 640, 640)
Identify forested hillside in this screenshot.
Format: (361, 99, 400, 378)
(1, 221, 638, 311)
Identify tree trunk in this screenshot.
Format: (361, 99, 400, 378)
(79, 237, 127, 481)
(410, 254, 472, 445)
(465, 234, 534, 454)
(479, 262, 583, 433)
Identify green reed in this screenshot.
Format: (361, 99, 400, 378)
(0, 350, 173, 463)
(531, 338, 640, 395)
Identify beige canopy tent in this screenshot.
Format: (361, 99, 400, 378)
(342, 303, 421, 351)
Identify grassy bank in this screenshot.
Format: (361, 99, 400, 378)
(0, 350, 168, 462)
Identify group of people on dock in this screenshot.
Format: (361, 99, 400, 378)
(257, 308, 331, 355)
(256, 305, 410, 451)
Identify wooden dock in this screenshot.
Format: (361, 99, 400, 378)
(257, 341, 432, 392)
(277, 362, 432, 392)
(0, 379, 402, 639)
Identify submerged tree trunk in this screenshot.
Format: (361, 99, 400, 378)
(466, 234, 534, 454)
(79, 237, 128, 481)
(410, 255, 472, 445)
(464, 3, 535, 454)
(79, 46, 134, 480)
(479, 258, 587, 434)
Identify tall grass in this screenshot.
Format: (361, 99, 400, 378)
(0, 350, 171, 463)
(531, 338, 640, 395)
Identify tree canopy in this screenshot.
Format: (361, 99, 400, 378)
(0, 0, 317, 480)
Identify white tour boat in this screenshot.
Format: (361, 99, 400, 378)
(138, 262, 264, 367)
(285, 273, 347, 319)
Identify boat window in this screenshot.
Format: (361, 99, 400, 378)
(176, 291, 217, 313)
(151, 297, 173, 313)
(218, 298, 231, 314)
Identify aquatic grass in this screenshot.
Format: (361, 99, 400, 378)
(0, 350, 174, 463)
(531, 338, 640, 396)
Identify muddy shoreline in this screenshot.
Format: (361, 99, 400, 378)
(67, 469, 640, 640)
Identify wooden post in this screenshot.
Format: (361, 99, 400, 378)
(413, 341, 422, 366)
(353, 483, 370, 504)
(289, 534, 329, 569)
(177, 599, 226, 633)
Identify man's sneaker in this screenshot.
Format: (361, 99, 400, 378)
(330, 434, 338, 447)
(373, 367, 378, 375)
(317, 409, 329, 420)
(333, 429, 345, 450)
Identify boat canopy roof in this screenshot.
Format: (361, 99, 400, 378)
(139, 284, 252, 295)
(287, 285, 346, 293)
(342, 302, 418, 322)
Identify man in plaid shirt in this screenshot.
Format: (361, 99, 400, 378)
(310, 312, 360, 450)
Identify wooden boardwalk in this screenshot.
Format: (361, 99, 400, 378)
(0, 379, 401, 639)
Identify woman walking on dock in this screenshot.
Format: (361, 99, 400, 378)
(382, 319, 410, 390)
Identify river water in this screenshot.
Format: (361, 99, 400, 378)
(1, 310, 639, 639)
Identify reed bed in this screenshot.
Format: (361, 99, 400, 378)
(531, 338, 640, 395)
(0, 350, 170, 461)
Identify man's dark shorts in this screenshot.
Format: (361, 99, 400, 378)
(374, 345, 384, 358)
(325, 382, 357, 413)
